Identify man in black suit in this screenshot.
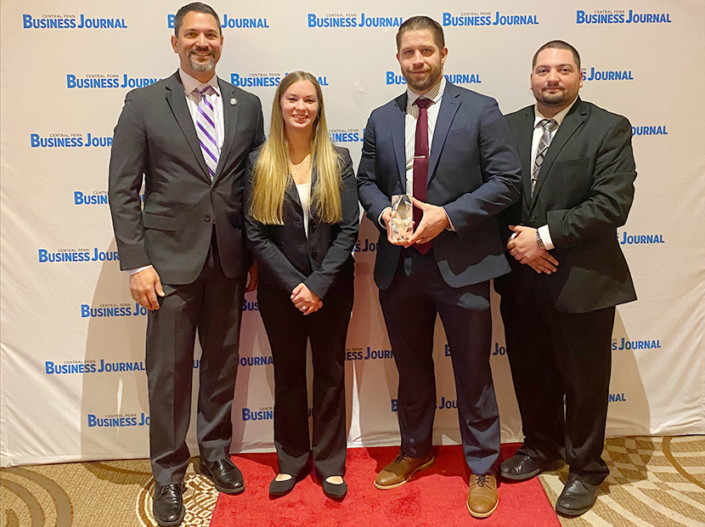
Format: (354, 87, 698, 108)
(108, 3, 263, 525)
(357, 16, 522, 518)
(496, 41, 637, 516)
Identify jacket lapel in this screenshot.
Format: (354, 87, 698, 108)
(428, 83, 460, 184)
(531, 98, 587, 208)
(164, 72, 210, 183)
(391, 93, 408, 193)
(215, 78, 240, 183)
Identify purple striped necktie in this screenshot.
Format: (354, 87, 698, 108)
(195, 85, 219, 180)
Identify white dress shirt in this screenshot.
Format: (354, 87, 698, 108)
(532, 97, 578, 250)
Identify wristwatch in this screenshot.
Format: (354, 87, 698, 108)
(536, 230, 546, 250)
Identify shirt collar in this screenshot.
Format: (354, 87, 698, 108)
(179, 68, 220, 97)
(534, 96, 578, 128)
(407, 76, 446, 108)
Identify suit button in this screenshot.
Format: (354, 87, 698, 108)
(529, 215, 536, 224)
(310, 223, 316, 232)
(311, 249, 317, 259)
(204, 215, 211, 222)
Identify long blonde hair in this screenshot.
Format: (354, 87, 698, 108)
(249, 71, 342, 225)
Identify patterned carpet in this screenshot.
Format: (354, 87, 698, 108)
(540, 437, 705, 527)
(2, 437, 704, 526)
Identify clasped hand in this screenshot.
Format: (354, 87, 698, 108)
(291, 283, 322, 316)
(383, 197, 449, 248)
(506, 225, 559, 274)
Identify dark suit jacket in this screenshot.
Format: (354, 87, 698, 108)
(496, 98, 637, 313)
(109, 71, 265, 284)
(357, 82, 522, 290)
(244, 147, 359, 299)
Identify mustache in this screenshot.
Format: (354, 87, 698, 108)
(188, 47, 214, 56)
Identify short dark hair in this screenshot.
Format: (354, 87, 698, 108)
(396, 16, 445, 51)
(174, 2, 221, 37)
(532, 40, 581, 71)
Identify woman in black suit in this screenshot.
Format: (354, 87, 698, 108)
(245, 71, 358, 499)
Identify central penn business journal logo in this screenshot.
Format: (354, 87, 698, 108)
(38, 247, 119, 263)
(386, 72, 481, 85)
(88, 413, 150, 427)
(81, 302, 148, 318)
(74, 191, 108, 205)
(308, 13, 402, 28)
(67, 74, 161, 89)
(581, 67, 634, 82)
(442, 11, 539, 27)
(330, 129, 362, 144)
(167, 14, 269, 29)
(576, 9, 671, 24)
(23, 14, 127, 29)
(30, 133, 112, 148)
(230, 73, 329, 88)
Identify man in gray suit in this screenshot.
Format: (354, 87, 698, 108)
(108, 3, 263, 525)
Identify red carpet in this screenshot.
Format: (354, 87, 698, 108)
(210, 444, 560, 526)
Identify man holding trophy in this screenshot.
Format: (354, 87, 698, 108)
(357, 16, 522, 518)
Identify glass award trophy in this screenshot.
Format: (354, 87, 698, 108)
(390, 194, 413, 242)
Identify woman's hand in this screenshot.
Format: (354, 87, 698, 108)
(291, 283, 323, 315)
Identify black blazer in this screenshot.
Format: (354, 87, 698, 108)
(496, 98, 637, 313)
(245, 146, 359, 299)
(357, 82, 522, 290)
(109, 71, 265, 284)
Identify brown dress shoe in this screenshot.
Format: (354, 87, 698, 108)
(374, 451, 435, 489)
(467, 474, 498, 518)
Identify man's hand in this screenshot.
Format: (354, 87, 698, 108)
(291, 283, 322, 316)
(246, 261, 258, 292)
(407, 197, 450, 247)
(129, 267, 164, 311)
(527, 253, 559, 274)
(507, 225, 545, 263)
(382, 207, 409, 247)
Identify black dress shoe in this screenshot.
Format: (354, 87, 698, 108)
(200, 458, 245, 494)
(269, 474, 297, 496)
(322, 478, 348, 499)
(153, 483, 185, 527)
(500, 453, 564, 481)
(556, 475, 600, 516)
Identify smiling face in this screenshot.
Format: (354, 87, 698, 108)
(530, 48, 583, 114)
(280, 80, 319, 137)
(396, 29, 447, 95)
(171, 11, 223, 82)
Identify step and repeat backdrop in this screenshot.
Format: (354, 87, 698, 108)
(1, 0, 704, 467)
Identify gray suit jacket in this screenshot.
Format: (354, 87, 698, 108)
(109, 71, 265, 284)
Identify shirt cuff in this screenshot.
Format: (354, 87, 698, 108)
(538, 225, 554, 250)
(443, 207, 455, 231)
(126, 265, 153, 275)
(378, 207, 391, 228)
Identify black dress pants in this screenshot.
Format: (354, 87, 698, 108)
(257, 274, 353, 479)
(500, 286, 615, 486)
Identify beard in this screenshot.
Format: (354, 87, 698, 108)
(536, 87, 568, 106)
(402, 64, 443, 93)
(188, 48, 216, 72)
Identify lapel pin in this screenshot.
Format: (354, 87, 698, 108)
(230, 98, 237, 105)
